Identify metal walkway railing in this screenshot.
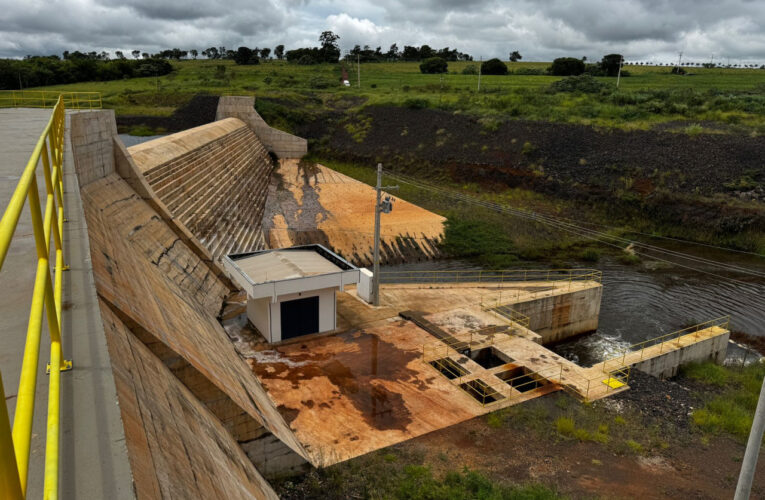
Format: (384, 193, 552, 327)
(0, 96, 71, 499)
(379, 268, 601, 285)
(0, 90, 102, 110)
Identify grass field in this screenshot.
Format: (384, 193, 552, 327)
(26, 60, 765, 131)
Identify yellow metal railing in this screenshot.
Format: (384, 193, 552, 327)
(0, 90, 101, 110)
(380, 268, 602, 285)
(600, 316, 731, 372)
(0, 95, 71, 500)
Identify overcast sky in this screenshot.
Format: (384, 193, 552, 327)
(1, 0, 763, 63)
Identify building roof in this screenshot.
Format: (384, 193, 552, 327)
(223, 245, 360, 299)
(235, 250, 343, 284)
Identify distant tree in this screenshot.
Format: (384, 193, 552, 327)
(233, 46, 259, 65)
(190, 49, 198, 59)
(141, 52, 149, 59)
(274, 44, 285, 60)
(319, 30, 341, 62)
(386, 43, 400, 61)
(419, 44, 436, 59)
(202, 47, 218, 59)
(509, 50, 522, 62)
(115, 50, 125, 60)
(481, 58, 508, 75)
(260, 47, 271, 59)
(419, 56, 447, 74)
(131, 49, 141, 59)
(599, 54, 623, 76)
(402, 45, 420, 61)
(549, 57, 585, 76)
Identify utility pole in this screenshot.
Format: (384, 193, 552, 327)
(371, 163, 398, 306)
(677, 51, 683, 68)
(357, 53, 360, 88)
(477, 56, 482, 92)
(616, 56, 624, 88)
(735, 375, 765, 499)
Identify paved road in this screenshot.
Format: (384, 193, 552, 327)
(0, 108, 133, 499)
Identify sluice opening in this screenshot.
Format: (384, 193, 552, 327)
(429, 358, 470, 380)
(468, 347, 513, 369)
(496, 367, 547, 393)
(459, 379, 505, 404)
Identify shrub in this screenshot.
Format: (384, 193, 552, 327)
(419, 57, 448, 74)
(555, 417, 575, 437)
(461, 64, 478, 75)
(308, 76, 333, 89)
(481, 58, 508, 75)
(549, 74, 607, 94)
(403, 98, 429, 109)
(549, 57, 585, 76)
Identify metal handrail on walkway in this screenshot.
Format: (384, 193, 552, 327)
(0, 95, 71, 499)
(379, 268, 602, 285)
(0, 90, 102, 110)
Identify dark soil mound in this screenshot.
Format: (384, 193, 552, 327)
(608, 370, 701, 429)
(117, 94, 219, 133)
(302, 106, 765, 197)
(300, 106, 765, 236)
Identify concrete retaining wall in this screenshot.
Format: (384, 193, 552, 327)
(216, 96, 307, 159)
(512, 285, 602, 344)
(632, 332, 730, 379)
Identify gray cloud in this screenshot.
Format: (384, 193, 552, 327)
(0, 0, 762, 63)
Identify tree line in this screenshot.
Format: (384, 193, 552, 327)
(0, 53, 172, 90)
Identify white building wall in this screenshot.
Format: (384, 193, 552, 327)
(247, 297, 273, 343)
(357, 268, 374, 303)
(262, 288, 337, 343)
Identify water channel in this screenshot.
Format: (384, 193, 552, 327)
(381, 242, 765, 367)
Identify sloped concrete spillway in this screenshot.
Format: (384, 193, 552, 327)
(128, 117, 274, 260)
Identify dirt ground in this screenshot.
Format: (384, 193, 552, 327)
(399, 389, 764, 499)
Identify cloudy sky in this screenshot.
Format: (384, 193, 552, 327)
(1, 0, 763, 63)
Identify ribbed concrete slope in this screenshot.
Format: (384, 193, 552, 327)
(128, 118, 273, 261)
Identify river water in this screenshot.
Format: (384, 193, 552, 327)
(381, 243, 765, 367)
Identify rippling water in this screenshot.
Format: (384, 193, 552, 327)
(381, 244, 765, 367)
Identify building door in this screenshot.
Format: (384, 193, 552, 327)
(280, 296, 320, 340)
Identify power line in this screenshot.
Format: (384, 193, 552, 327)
(382, 170, 765, 283)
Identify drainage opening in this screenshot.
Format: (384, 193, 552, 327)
(468, 347, 513, 369)
(459, 379, 505, 404)
(429, 358, 469, 380)
(496, 367, 547, 393)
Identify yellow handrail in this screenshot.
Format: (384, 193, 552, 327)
(0, 90, 102, 110)
(600, 316, 731, 372)
(0, 95, 71, 500)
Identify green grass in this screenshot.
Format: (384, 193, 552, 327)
(25, 59, 765, 132)
(274, 448, 561, 499)
(682, 361, 765, 441)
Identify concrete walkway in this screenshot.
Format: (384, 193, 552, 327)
(0, 109, 133, 498)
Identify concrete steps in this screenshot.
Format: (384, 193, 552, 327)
(138, 122, 273, 261)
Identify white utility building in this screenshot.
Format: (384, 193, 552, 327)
(223, 245, 361, 343)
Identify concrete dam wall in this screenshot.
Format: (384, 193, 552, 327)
(128, 118, 274, 261)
